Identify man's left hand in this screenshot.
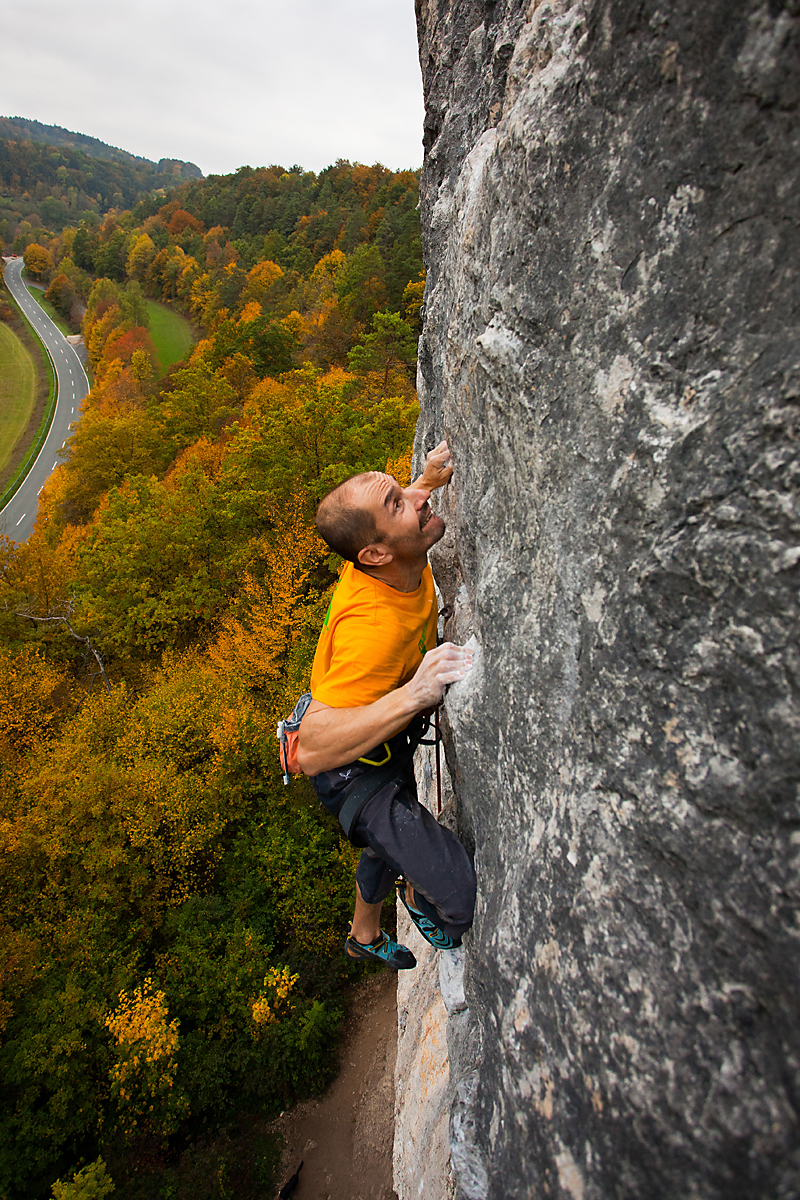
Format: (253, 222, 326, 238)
(415, 440, 453, 491)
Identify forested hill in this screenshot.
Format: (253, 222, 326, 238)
(0, 116, 202, 175)
(0, 118, 201, 241)
(0, 149, 424, 1198)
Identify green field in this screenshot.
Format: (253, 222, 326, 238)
(0, 321, 36, 476)
(146, 300, 195, 374)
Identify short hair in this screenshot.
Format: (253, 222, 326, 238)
(315, 474, 381, 563)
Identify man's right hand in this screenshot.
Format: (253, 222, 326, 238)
(297, 642, 474, 775)
(403, 642, 474, 711)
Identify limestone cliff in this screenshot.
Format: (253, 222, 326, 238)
(405, 0, 800, 1196)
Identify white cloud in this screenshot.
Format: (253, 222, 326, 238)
(2, 0, 424, 175)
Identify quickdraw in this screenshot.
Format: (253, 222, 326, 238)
(276, 691, 313, 785)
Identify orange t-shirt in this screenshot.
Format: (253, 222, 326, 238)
(310, 562, 437, 708)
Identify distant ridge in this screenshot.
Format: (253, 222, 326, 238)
(0, 116, 203, 179)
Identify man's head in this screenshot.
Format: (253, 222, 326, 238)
(316, 471, 445, 572)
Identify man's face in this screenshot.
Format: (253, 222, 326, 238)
(352, 472, 445, 561)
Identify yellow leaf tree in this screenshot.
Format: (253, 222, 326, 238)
(23, 242, 54, 280)
(104, 977, 188, 1138)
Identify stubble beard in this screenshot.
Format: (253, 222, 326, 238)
(389, 512, 446, 562)
(426, 512, 446, 548)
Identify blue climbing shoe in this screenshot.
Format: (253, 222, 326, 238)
(345, 928, 417, 971)
(395, 883, 462, 950)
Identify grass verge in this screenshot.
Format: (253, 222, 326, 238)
(0, 321, 36, 477)
(146, 300, 195, 374)
(26, 281, 72, 337)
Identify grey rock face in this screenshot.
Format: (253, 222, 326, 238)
(440, 947, 469, 1017)
(414, 0, 800, 1196)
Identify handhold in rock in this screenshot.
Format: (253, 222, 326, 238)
(439, 944, 468, 1015)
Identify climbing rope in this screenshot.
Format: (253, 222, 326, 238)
(434, 704, 442, 816)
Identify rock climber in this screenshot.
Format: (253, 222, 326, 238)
(296, 441, 477, 970)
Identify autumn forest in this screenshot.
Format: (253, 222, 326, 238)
(0, 131, 424, 1199)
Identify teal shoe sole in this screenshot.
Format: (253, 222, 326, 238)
(345, 928, 417, 971)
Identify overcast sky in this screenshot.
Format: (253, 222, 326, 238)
(3, 0, 425, 177)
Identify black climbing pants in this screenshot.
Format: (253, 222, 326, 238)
(311, 741, 476, 942)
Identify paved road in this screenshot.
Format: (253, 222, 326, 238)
(0, 257, 89, 542)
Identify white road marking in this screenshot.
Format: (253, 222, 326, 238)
(37, 486, 43, 495)
(15, 514, 25, 526)
(52, 461, 58, 469)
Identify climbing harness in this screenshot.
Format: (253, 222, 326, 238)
(337, 724, 422, 841)
(334, 710, 442, 841)
(276, 694, 443, 841)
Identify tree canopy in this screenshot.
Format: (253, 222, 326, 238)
(0, 141, 425, 1200)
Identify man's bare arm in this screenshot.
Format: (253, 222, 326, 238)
(297, 642, 472, 775)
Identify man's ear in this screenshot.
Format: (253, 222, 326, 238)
(357, 541, 393, 567)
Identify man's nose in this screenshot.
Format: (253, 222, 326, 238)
(406, 486, 431, 506)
